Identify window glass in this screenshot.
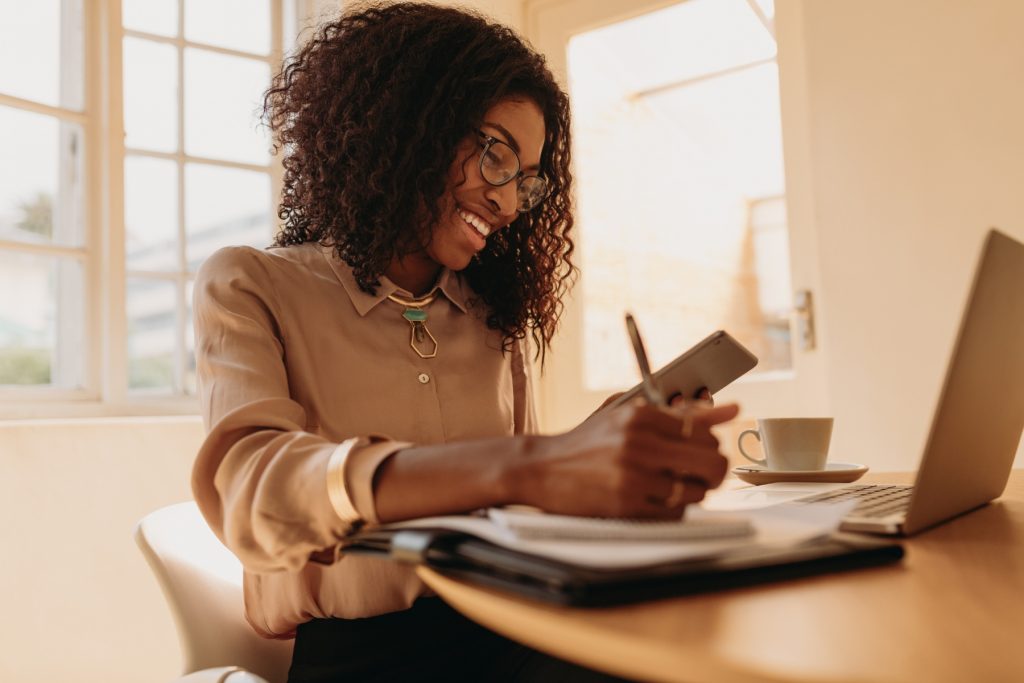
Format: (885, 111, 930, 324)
(0, 0, 82, 109)
(185, 0, 271, 55)
(185, 163, 271, 268)
(0, 0, 282, 405)
(570, 0, 776, 98)
(127, 277, 177, 392)
(123, 37, 179, 153)
(184, 48, 271, 164)
(125, 156, 179, 272)
(568, 0, 791, 392)
(121, 13, 275, 399)
(0, 107, 84, 247)
(123, 0, 179, 38)
(0, 252, 84, 388)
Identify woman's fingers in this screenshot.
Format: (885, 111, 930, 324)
(633, 472, 709, 518)
(684, 402, 740, 428)
(618, 403, 736, 489)
(626, 432, 729, 487)
(538, 398, 740, 519)
(668, 386, 713, 407)
(628, 401, 739, 442)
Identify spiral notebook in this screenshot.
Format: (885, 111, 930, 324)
(487, 507, 754, 541)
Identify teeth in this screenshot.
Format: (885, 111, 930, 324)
(458, 208, 492, 238)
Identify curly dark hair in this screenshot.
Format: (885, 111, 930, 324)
(263, 1, 576, 360)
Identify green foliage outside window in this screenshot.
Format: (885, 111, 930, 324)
(0, 347, 51, 385)
(16, 193, 53, 239)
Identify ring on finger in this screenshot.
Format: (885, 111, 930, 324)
(665, 480, 686, 507)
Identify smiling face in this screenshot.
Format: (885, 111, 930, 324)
(385, 98, 547, 295)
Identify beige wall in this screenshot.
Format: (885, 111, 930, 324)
(450, 0, 524, 31)
(795, 0, 1024, 470)
(0, 418, 205, 683)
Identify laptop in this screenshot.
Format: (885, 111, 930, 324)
(712, 229, 1024, 535)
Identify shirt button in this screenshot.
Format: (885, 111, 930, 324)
(417, 373, 430, 384)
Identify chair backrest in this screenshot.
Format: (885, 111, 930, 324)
(135, 502, 293, 683)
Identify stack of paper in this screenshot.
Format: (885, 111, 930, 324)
(372, 501, 856, 570)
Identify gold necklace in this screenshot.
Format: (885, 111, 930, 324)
(386, 291, 438, 359)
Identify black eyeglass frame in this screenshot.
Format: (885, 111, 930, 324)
(476, 130, 549, 213)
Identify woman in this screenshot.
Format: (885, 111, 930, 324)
(192, 3, 738, 681)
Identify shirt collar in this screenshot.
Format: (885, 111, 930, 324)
(321, 244, 470, 317)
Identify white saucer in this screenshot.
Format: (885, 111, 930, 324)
(731, 462, 869, 485)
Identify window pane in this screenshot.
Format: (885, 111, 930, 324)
(748, 196, 792, 366)
(127, 277, 177, 392)
(125, 156, 179, 272)
(184, 48, 271, 164)
(0, 252, 84, 388)
(185, 0, 271, 55)
(0, 0, 83, 109)
(569, 0, 775, 96)
(0, 107, 85, 247)
(185, 163, 271, 268)
(124, 37, 179, 153)
(123, 0, 179, 38)
(568, 5, 791, 392)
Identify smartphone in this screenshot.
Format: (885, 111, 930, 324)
(605, 330, 758, 409)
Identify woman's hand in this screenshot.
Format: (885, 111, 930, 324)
(373, 394, 734, 523)
(507, 400, 738, 519)
(588, 386, 712, 419)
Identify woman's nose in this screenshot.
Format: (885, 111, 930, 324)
(484, 180, 518, 220)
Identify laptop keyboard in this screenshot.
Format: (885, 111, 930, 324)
(796, 484, 914, 519)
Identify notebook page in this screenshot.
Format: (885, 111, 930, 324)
(487, 507, 754, 541)
(370, 501, 855, 569)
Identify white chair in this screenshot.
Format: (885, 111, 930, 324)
(135, 502, 293, 683)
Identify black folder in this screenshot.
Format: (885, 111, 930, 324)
(344, 528, 904, 607)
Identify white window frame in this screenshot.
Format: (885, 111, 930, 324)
(0, 0, 304, 419)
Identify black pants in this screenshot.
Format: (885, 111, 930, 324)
(288, 597, 634, 682)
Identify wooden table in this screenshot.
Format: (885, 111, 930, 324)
(418, 470, 1024, 683)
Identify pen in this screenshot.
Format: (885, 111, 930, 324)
(624, 313, 666, 406)
(627, 313, 693, 515)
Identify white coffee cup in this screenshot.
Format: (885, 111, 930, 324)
(737, 417, 834, 471)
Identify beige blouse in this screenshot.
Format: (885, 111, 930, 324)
(191, 242, 536, 638)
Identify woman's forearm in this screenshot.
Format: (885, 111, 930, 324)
(371, 402, 737, 524)
(372, 434, 547, 523)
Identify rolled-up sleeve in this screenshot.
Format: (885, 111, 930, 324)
(191, 247, 407, 573)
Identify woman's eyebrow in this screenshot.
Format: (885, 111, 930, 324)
(483, 121, 542, 172)
(483, 122, 520, 152)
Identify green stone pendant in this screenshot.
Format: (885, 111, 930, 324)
(402, 308, 437, 358)
(402, 308, 428, 323)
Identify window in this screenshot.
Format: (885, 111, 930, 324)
(567, 0, 792, 392)
(0, 0, 86, 393)
(0, 0, 297, 416)
(122, 0, 277, 396)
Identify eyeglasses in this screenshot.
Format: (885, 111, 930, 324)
(476, 131, 549, 213)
